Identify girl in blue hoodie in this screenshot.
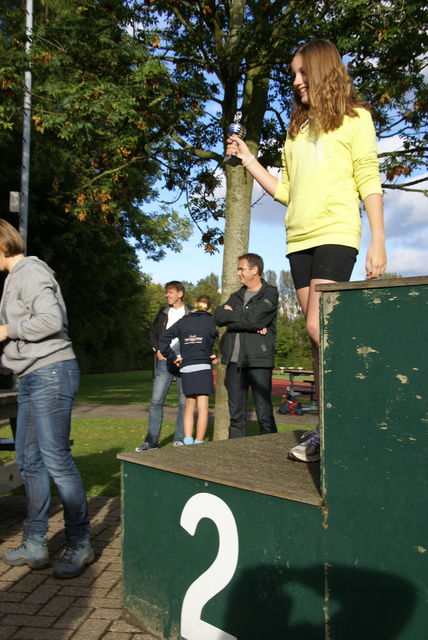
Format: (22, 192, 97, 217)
(159, 295, 217, 445)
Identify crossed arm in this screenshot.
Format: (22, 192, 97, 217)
(214, 290, 278, 333)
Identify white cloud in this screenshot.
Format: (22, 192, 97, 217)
(249, 168, 285, 226)
(358, 195, 427, 277)
(386, 247, 428, 276)
(379, 175, 428, 265)
(377, 135, 404, 155)
(383, 176, 428, 229)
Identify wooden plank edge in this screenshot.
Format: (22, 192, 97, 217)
(0, 460, 23, 494)
(316, 275, 428, 292)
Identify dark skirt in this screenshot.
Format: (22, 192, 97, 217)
(181, 368, 214, 396)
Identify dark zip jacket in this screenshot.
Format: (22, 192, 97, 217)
(149, 303, 193, 352)
(159, 310, 218, 366)
(214, 279, 278, 368)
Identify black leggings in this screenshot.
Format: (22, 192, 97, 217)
(288, 244, 358, 290)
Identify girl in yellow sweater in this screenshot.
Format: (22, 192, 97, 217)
(226, 39, 387, 462)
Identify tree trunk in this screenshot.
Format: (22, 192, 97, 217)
(213, 164, 254, 440)
(212, 58, 270, 441)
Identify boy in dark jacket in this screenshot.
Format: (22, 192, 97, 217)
(135, 281, 192, 451)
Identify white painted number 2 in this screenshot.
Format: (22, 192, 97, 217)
(180, 493, 239, 640)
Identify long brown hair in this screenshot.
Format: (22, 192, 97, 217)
(289, 39, 367, 138)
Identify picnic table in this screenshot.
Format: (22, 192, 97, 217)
(280, 368, 317, 410)
(0, 389, 18, 445)
(0, 390, 21, 494)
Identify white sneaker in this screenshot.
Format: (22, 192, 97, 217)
(288, 430, 320, 462)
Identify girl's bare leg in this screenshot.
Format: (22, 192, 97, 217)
(184, 395, 196, 439)
(288, 279, 337, 460)
(296, 279, 336, 406)
(195, 395, 209, 442)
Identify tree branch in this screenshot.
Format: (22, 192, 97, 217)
(170, 131, 222, 162)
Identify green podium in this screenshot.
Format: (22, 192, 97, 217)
(319, 276, 427, 640)
(118, 276, 427, 640)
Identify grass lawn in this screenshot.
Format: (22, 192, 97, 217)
(75, 369, 306, 410)
(75, 370, 157, 405)
(0, 370, 306, 498)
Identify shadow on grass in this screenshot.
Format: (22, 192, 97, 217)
(157, 420, 263, 448)
(0, 447, 124, 498)
(73, 448, 122, 496)
(74, 422, 262, 496)
(1, 418, 297, 499)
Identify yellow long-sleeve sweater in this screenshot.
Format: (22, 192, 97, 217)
(274, 107, 383, 255)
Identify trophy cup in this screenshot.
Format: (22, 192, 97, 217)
(224, 111, 246, 166)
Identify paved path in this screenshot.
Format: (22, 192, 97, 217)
(0, 495, 160, 640)
(71, 402, 319, 427)
(1, 403, 318, 639)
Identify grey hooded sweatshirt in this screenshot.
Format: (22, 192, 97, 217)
(0, 256, 76, 376)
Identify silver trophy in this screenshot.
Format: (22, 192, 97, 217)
(224, 111, 246, 166)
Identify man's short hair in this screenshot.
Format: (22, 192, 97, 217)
(238, 253, 264, 277)
(165, 280, 185, 295)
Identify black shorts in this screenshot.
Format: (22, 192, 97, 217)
(288, 245, 358, 291)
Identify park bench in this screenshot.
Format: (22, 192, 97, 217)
(0, 390, 22, 494)
(292, 379, 317, 403)
(0, 390, 74, 494)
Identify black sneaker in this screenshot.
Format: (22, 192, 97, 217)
(134, 442, 158, 452)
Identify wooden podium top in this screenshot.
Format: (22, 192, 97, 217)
(316, 274, 428, 292)
(118, 431, 322, 507)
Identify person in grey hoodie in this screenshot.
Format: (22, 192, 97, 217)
(0, 219, 94, 579)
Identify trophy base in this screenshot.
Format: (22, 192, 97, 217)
(224, 153, 242, 167)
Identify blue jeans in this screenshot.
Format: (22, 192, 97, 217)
(15, 360, 90, 541)
(226, 363, 277, 438)
(145, 359, 185, 446)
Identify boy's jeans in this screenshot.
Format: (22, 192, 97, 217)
(145, 359, 185, 446)
(15, 360, 90, 541)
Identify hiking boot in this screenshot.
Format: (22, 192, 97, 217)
(134, 442, 157, 452)
(288, 429, 320, 463)
(3, 536, 50, 569)
(53, 539, 95, 579)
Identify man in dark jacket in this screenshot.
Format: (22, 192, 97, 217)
(214, 253, 278, 438)
(135, 281, 192, 451)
